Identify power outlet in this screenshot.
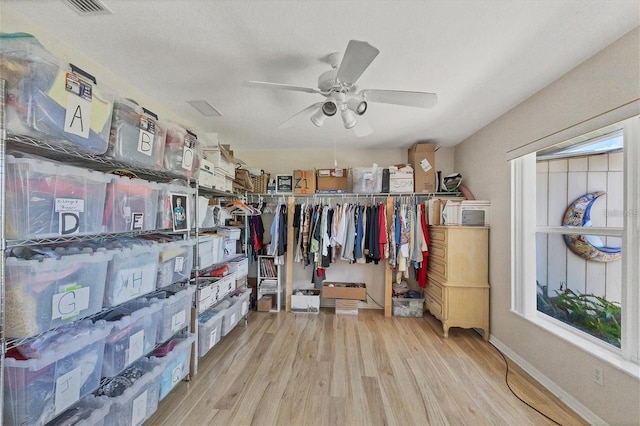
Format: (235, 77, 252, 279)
(593, 364, 604, 386)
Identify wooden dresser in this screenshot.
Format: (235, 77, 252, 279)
(425, 226, 490, 340)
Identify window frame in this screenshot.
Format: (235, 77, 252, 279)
(511, 116, 640, 378)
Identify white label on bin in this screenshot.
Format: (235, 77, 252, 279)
(171, 364, 184, 387)
(137, 128, 154, 156)
(419, 158, 432, 172)
(56, 198, 85, 235)
(132, 212, 144, 230)
(52, 284, 90, 320)
(242, 301, 248, 316)
(132, 390, 148, 426)
(54, 366, 82, 415)
(114, 263, 156, 303)
(208, 328, 217, 349)
(230, 312, 237, 325)
(171, 309, 187, 332)
(56, 198, 85, 212)
(182, 146, 194, 170)
(174, 256, 185, 273)
(64, 90, 92, 139)
(128, 330, 145, 365)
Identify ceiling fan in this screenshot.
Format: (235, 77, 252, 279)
(247, 40, 438, 136)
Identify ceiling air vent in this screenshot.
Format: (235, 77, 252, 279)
(62, 0, 112, 16)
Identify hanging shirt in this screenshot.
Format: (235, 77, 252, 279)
(417, 203, 431, 288)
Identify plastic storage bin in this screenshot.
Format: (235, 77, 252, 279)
(198, 309, 225, 357)
(5, 154, 111, 239)
(151, 333, 196, 400)
(99, 359, 162, 426)
(1, 33, 114, 154)
(103, 175, 162, 233)
(216, 287, 249, 337)
(156, 285, 196, 343)
(4, 245, 111, 338)
(106, 98, 166, 169)
(392, 296, 425, 317)
(102, 238, 160, 307)
(45, 394, 113, 426)
(351, 166, 383, 194)
(96, 298, 163, 377)
(227, 257, 248, 279)
(157, 182, 196, 230)
(162, 121, 203, 178)
(142, 235, 196, 288)
(3, 320, 111, 426)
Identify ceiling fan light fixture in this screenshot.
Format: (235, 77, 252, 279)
(347, 97, 367, 115)
(311, 108, 327, 127)
(341, 108, 357, 129)
(321, 100, 338, 116)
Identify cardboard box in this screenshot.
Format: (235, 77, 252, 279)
(389, 166, 414, 193)
(293, 170, 316, 194)
(257, 295, 272, 312)
(321, 282, 367, 301)
(408, 143, 437, 193)
(316, 168, 348, 192)
(335, 299, 359, 315)
(291, 289, 320, 313)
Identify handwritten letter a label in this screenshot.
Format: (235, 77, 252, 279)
(64, 93, 91, 138)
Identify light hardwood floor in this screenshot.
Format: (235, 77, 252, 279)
(146, 309, 587, 426)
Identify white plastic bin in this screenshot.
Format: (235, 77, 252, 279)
(156, 285, 196, 343)
(162, 121, 203, 179)
(156, 237, 196, 288)
(103, 175, 162, 233)
(151, 333, 196, 400)
(5, 154, 110, 239)
(1, 33, 115, 154)
(106, 97, 166, 169)
(4, 246, 111, 338)
(46, 394, 113, 426)
(103, 238, 160, 307)
(3, 321, 112, 426)
(351, 166, 383, 194)
(99, 359, 162, 426)
(197, 309, 225, 357)
(97, 298, 163, 378)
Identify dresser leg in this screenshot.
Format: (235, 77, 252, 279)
(442, 323, 449, 339)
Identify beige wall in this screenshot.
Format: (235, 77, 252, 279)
(454, 27, 640, 424)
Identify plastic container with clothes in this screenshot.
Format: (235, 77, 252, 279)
(162, 121, 203, 179)
(106, 97, 166, 169)
(1, 32, 115, 154)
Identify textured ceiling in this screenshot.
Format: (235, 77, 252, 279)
(3, 0, 639, 150)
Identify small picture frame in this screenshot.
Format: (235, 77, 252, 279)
(171, 193, 189, 232)
(276, 174, 293, 194)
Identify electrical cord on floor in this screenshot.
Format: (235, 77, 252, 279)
(367, 293, 385, 309)
(486, 337, 563, 426)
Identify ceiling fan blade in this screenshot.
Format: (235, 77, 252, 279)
(247, 80, 320, 94)
(336, 40, 380, 85)
(353, 117, 373, 137)
(278, 102, 323, 128)
(360, 89, 438, 108)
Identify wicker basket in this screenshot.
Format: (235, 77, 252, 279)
(251, 173, 270, 193)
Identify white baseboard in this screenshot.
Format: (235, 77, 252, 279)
(489, 336, 608, 426)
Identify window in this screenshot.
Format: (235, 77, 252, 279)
(511, 117, 639, 373)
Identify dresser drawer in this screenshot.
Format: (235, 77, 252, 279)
(425, 294, 442, 319)
(428, 259, 446, 279)
(429, 244, 446, 263)
(425, 278, 443, 303)
(429, 227, 446, 243)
